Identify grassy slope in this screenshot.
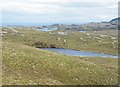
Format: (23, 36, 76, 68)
(0, 31, 2, 86)
(2, 28, 118, 55)
(2, 41, 118, 85)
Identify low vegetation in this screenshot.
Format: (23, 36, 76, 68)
(2, 42, 118, 85)
(1, 27, 119, 85)
(2, 28, 118, 55)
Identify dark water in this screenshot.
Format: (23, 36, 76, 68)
(41, 48, 118, 58)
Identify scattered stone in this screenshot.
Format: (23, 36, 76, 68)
(57, 32, 67, 35)
(80, 38, 83, 40)
(64, 40, 67, 43)
(12, 29, 18, 33)
(58, 38, 60, 40)
(110, 36, 117, 40)
(99, 34, 104, 38)
(21, 34, 24, 36)
(86, 33, 90, 35)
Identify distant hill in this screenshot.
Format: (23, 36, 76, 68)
(109, 18, 120, 29)
(49, 18, 119, 31)
(109, 17, 120, 25)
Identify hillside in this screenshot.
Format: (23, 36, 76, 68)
(2, 41, 118, 85)
(2, 28, 118, 55)
(110, 17, 120, 25)
(1, 27, 119, 85)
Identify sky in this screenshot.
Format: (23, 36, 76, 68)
(0, 0, 119, 26)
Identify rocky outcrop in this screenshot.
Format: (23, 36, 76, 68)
(32, 41, 57, 48)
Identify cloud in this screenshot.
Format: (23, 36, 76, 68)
(1, 0, 119, 25)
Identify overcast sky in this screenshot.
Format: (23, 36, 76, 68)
(0, 0, 119, 26)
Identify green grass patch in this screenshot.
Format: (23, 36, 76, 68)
(2, 41, 118, 85)
(2, 28, 118, 55)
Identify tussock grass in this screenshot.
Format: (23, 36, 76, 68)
(2, 28, 118, 55)
(2, 42, 118, 85)
(1, 28, 118, 85)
